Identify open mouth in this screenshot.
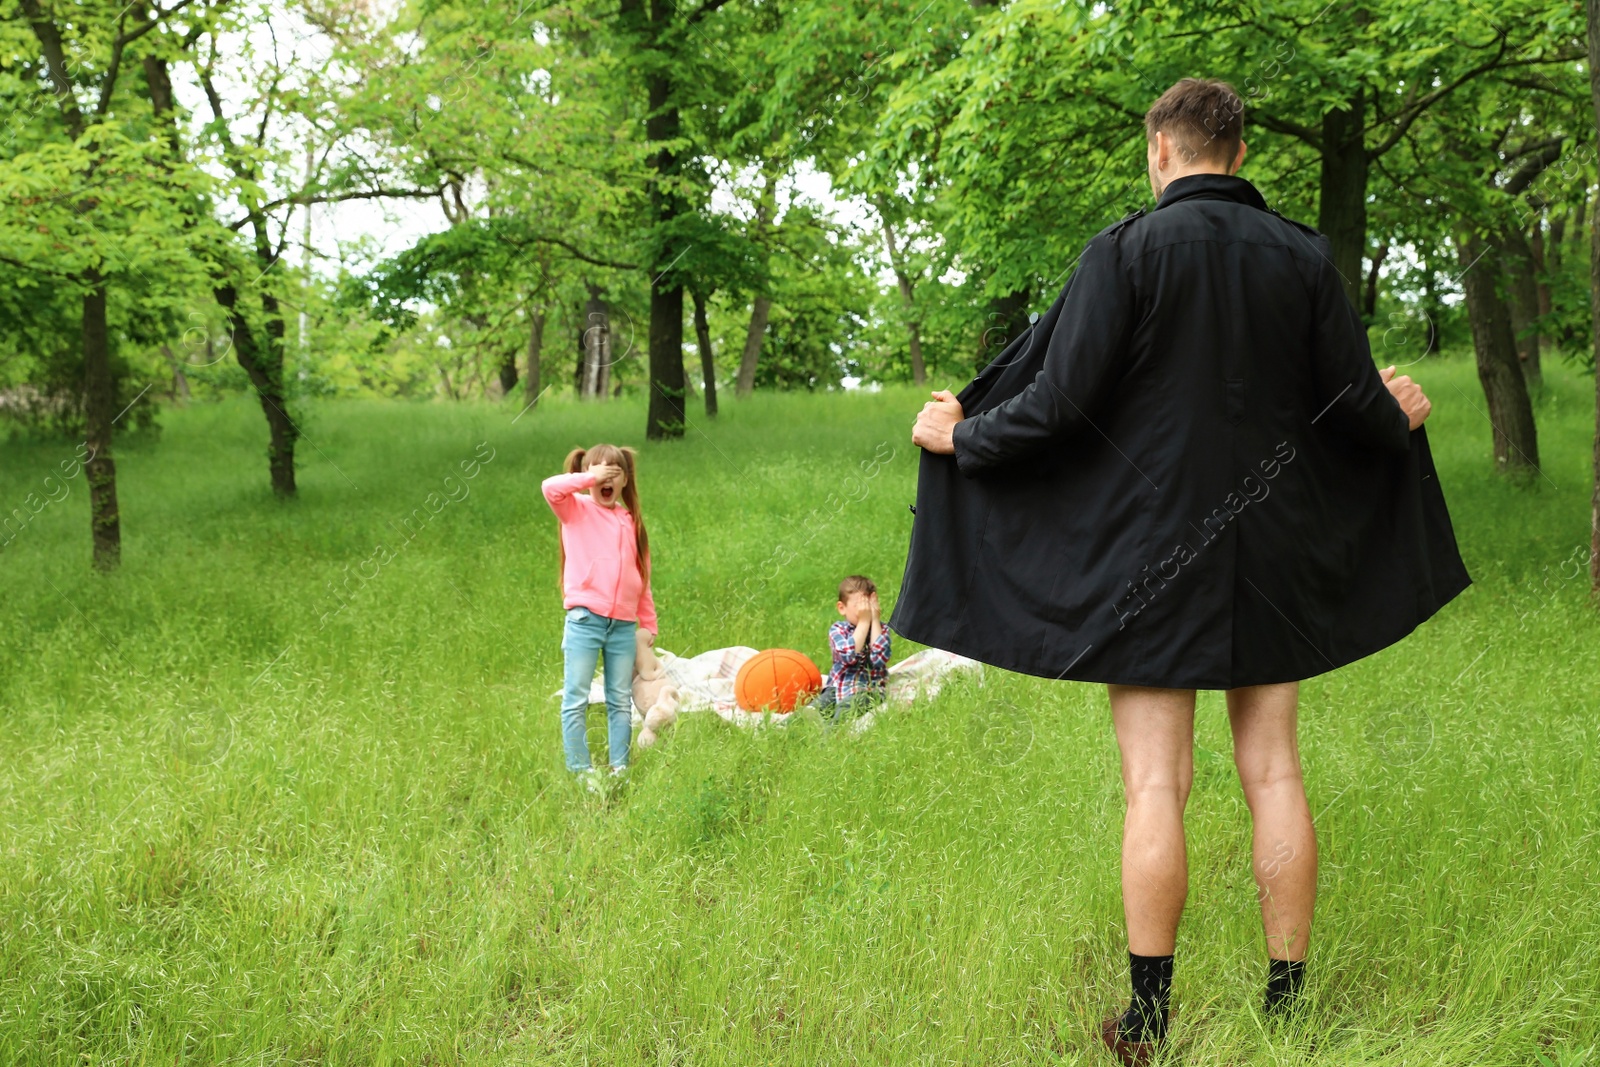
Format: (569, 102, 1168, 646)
(598, 484, 616, 503)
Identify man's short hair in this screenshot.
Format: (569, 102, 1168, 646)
(838, 575, 876, 601)
(1144, 78, 1244, 167)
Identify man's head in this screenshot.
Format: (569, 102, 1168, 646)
(837, 575, 876, 625)
(1144, 78, 1247, 199)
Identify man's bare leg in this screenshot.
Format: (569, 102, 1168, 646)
(1109, 684, 1196, 953)
(1104, 684, 1195, 1045)
(1226, 681, 1316, 1011)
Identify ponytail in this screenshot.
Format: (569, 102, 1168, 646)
(615, 446, 649, 580)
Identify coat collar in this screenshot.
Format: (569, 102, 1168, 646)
(1155, 173, 1268, 213)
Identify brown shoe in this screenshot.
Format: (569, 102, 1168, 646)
(1098, 1012, 1168, 1066)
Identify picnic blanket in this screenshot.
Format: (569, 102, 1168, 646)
(558, 646, 984, 733)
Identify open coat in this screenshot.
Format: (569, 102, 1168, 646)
(889, 174, 1471, 689)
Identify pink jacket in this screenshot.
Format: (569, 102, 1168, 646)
(542, 470, 658, 634)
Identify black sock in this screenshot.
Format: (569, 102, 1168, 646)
(1118, 951, 1173, 1040)
(1263, 957, 1306, 1014)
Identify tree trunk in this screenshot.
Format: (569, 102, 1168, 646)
(737, 296, 772, 397)
(1592, 207, 1600, 594)
(140, 50, 179, 158)
(1317, 90, 1369, 311)
(1550, 212, 1579, 348)
(1363, 242, 1388, 319)
(498, 350, 518, 396)
(1585, 0, 1600, 597)
(643, 51, 686, 438)
(216, 283, 298, 496)
(878, 205, 926, 385)
(692, 288, 718, 416)
(977, 286, 1030, 371)
(1457, 231, 1540, 476)
(525, 306, 544, 408)
(734, 166, 781, 399)
(574, 303, 585, 394)
(82, 278, 119, 570)
(581, 290, 610, 400)
(1421, 258, 1441, 356)
(1499, 226, 1542, 386)
(160, 344, 191, 401)
(1531, 223, 1552, 329)
(647, 283, 686, 437)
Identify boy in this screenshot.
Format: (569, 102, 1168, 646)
(813, 575, 891, 720)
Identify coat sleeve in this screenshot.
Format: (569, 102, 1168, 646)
(542, 471, 595, 522)
(1306, 239, 1410, 454)
(951, 233, 1135, 476)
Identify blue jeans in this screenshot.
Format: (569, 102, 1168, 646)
(560, 606, 637, 772)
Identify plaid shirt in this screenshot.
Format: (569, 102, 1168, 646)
(827, 620, 891, 703)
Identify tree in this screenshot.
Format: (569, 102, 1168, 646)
(1586, 0, 1600, 597)
(612, 0, 744, 437)
(1386, 68, 1589, 477)
(867, 0, 1582, 319)
(1457, 228, 1542, 473)
(873, 195, 926, 386)
(345, 0, 658, 407)
(189, 2, 443, 495)
(6, 0, 213, 567)
(690, 287, 717, 415)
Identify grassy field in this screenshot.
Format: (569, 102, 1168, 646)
(1, 353, 1597, 1065)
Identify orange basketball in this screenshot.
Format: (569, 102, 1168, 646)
(735, 649, 823, 713)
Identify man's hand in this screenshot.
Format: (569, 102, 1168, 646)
(1379, 365, 1432, 430)
(912, 390, 964, 454)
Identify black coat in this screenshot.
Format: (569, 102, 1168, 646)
(890, 174, 1471, 689)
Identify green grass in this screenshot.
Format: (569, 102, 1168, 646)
(0, 354, 1596, 1065)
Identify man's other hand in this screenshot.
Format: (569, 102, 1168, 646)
(1379, 365, 1432, 431)
(912, 389, 964, 454)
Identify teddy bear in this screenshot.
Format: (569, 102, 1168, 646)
(633, 628, 680, 748)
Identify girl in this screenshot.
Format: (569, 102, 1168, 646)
(542, 444, 658, 785)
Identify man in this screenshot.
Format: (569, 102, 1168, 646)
(894, 78, 1469, 1063)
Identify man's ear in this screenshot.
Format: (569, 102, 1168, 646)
(1231, 139, 1248, 175)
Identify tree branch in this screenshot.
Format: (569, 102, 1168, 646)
(18, 0, 86, 139)
(1366, 37, 1515, 159)
(0, 251, 78, 281)
(230, 186, 447, 229)
(1503, 135, 1565, 164)
(1250, 109, 1322, 150)
(497, 232, 640, 270)
(96, 8, 130, 118)
(114, 0, 200, 49)
(1503, 138, 1565, 196)
(684, 0, 734, 25)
